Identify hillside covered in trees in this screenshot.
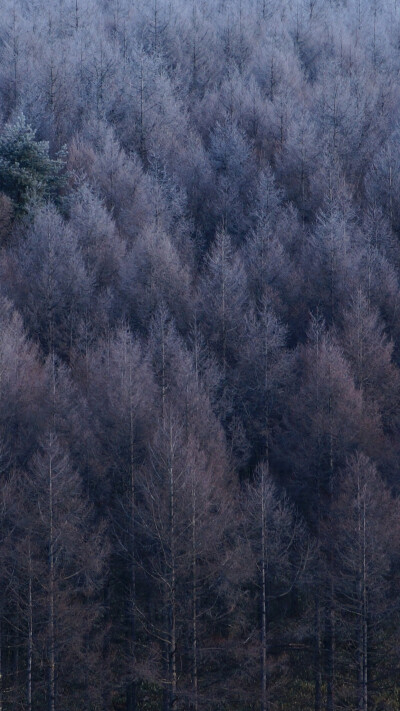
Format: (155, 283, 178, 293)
(1, 0, 400, 709)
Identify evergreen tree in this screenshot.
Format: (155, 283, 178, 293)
(0, 114, 66, 213)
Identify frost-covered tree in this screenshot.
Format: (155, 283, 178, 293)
(0, 114, 66, 212)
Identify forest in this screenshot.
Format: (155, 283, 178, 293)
(1, 0, 400, 709)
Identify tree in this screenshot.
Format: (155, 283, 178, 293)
(69, 123, 153, 241)
(5, 204, 92, 358)
(0, 297, 46, 467)
(276, 107, 319, 217)
(138, 402, 232, 711)
(0, 193, 12, 243)
(81, 327, 156, 711)
(117, 227, 192, 334)
(235, 299, 291, 463)
(365, 126, 400, 233)
(197, 229, 247, 374)
(307, 199, 357, 325)
(328, 453, 400, 710)
(0, 459, 20, 710)
(142, 308, 235, 710)
(0, 114, 66, 213)
(68, 183, 124, 292)
(208, 121, 256, 241)
(279, 316, 376, 711)
(241, 462, 310, 711)
(11, 432, 107, 711)
(338, 288, 400, 438)
(241, 202, 305, 334)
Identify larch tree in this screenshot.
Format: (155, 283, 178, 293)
(328, 453, 400, 710)
(338, 288, 400, 438)
(279, 315, 372, 711)
(234, 299, 291, 464)
(81, 326, 156, 711)
(197, 229, 247, 375)
(5, 204, 92, 358)
(241, 463, 310, 711)
(22, 431, 107, 711)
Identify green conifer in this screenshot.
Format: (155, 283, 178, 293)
(0, 114, 66, 213)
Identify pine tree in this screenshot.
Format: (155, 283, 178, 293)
(0, 114, 66, 213)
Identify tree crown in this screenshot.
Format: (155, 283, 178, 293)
(0, 114, 66, 213)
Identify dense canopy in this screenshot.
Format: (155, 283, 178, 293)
(1, 1, 400, 710)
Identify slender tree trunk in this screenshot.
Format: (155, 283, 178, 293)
(389, 153, 393, 225)
(161, 321, 167, 426)
(162, 655, 169, 711)
(314, 592, 322, 711)
(362, 607, 367, 711)
(169, 424, 177, 711)
(153, 0, 158, 53)
(191, 473, 198, 711)
(358, 496, 368, 711)
(0, 600, 3, 711)
(13, 608, 20, 711)
(261, 463, 268, 711)
(27, 542, 33, 711)
(139, 58, 144, 159)
(326, 397, 335, 711)
(191, 30, 197, 90)
(127, 358, 137, 711)
(358, 595, 363, 711)
(160, 326, 170, 711)
(261, 320, 273, 711)
(221, 243, 227, 377)
(10, 2, 19, 106)
(326, 576, 335, 711)
(314, 323, 322, 711)
(48, 440, 56, 711)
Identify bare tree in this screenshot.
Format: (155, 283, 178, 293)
(23, 432, 106, 711)
(242, 462, 310, 711)
(328, 453, 400, 710)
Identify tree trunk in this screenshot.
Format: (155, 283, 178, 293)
(139, 58, 144, 159)
(48, 439, 56, 711)
(314, 592, 322, 711)
(358, 496, 368, 711)
(261, 464, 269, 711)
(127, 358, 137, 711)
(0, 600, 3, 711)
(326, 395, 335, 711)
(326, 576, 335, 711)
(153, 0, 158, 53)
(191, 471, 198, 711)
(221, 243, 227, 377)
(169, 423, 177, 711)
(27, 542, 33, 711)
